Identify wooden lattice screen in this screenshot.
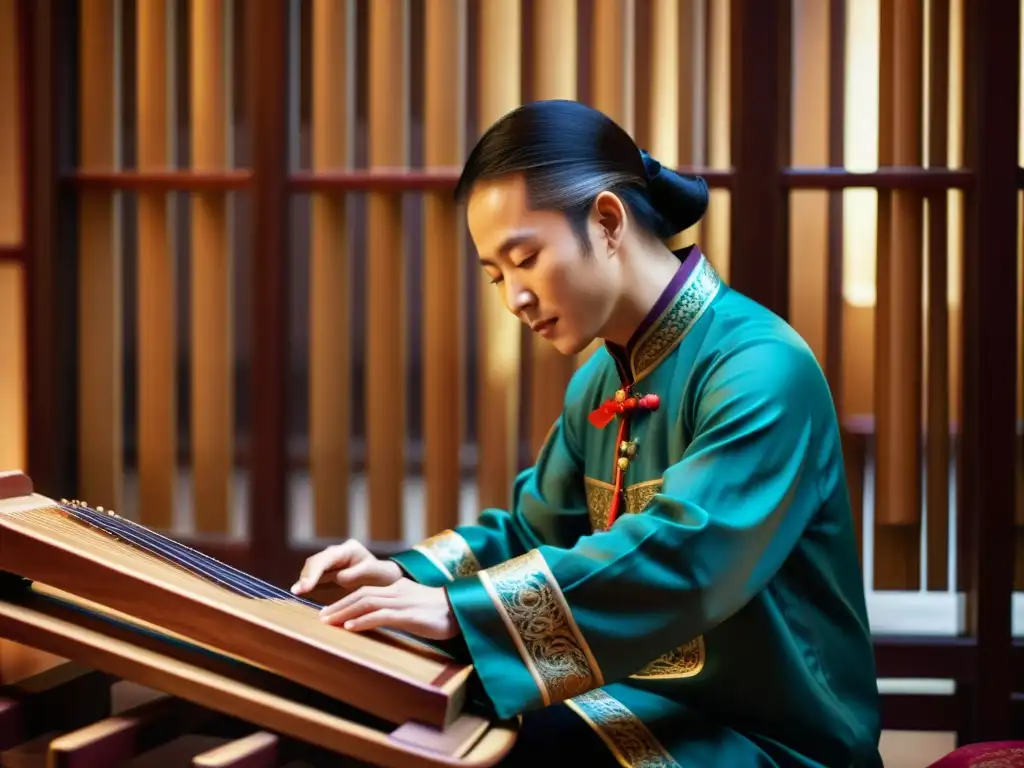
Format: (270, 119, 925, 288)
(2, 0, 1021, 742)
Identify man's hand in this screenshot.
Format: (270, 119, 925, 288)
(291, 539, 403, 595)
(319, 578, 460, 640)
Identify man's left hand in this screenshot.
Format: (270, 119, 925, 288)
(319, 578, 460, 640)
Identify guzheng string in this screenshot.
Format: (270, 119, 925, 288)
(50, 500, 452, 655)
(56, 501, 320, 609)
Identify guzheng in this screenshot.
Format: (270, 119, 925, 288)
(0, 471, 518, 766)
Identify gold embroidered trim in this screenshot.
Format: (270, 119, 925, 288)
(412, 530, 481, 581)
(566, 690, 681, 768)
(624, 479, 661, 515)
(630, 636, 705, 679)
(584, 476, 615, 532)
(586, 479, 666, 531)
(631, 255, 721, 383)
(478, 549, 603, 705)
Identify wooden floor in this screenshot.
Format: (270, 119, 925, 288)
(114, 681, 959, 766)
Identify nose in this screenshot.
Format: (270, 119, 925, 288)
(506, 282, 536, 316)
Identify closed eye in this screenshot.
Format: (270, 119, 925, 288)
(515, 252, 538, 269)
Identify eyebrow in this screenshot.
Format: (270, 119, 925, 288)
(478, 233, 538, 267)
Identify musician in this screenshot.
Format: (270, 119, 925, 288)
(293, 100, 883, 767)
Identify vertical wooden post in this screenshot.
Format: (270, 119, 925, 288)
(310, 0, 352, 540)
(959, 0, 1019, 742)
(788, 0, 833, 366)
(589, 0, 632, 132)
(423, 0, 466, 534)
(0, 0, 26, 474)
(703, 0, 731, 276)
(728, 0, 791, 319)
(190, 0, 234, 534)
(529, 0, 577, 458)
(366, 0, 408, 542)
(24, 0, 66, 496)
(136, 0, 176, 529)
(247, 0, 290, 583)
(676, 0, 705, 246)
(77, 0, 123, 512)
(925, 0, 951, 592)
(476, 0, 522, 511)
(580, 0, 631, 367)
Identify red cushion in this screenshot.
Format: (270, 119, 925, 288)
(928, 742, 1024, 767)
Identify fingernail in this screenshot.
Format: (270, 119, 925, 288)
(344, 621, 353, 630)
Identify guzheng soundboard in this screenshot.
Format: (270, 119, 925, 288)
(0, 471, 518, 767)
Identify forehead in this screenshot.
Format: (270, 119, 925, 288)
(465, 175, 564, 260)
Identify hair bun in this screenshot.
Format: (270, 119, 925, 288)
(639, 149, 710, 237)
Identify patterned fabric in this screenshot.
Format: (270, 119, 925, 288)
(566, 690, 681, 768)
(928, 742, 1024, 768)
(629, 254, 721, 382)
(412, 529, 481, 581)
(478, 549, 603, 705)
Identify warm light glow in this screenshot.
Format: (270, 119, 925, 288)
(946, 0, 963, 309)
(704, 0, 731, 279)
(842, 0, 964, 308)
(0, 264, 26, 472)
(841, 0, 879, 307)
(0, 0, 25, 472)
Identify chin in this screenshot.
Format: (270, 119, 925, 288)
(552, 333, 597, 357)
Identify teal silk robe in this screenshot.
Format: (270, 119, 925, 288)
(391, 246, 882, 767)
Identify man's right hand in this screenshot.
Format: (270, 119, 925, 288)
(290, 539, 404, 596)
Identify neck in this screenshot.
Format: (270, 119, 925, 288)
(600, 241, 683, 347)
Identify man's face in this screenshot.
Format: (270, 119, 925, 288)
(467, 175, 620, 356)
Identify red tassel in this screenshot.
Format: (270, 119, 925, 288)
(588, 402, 618, 429)
(590, 388, 661, 428)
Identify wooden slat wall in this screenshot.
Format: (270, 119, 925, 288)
(2, 0, 1014, 742)
(837, 0, 964, 591)
(20, 0, 1014, 633)
(874, 0, 925, 590)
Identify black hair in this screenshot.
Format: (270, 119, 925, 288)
(454, 99, 709, 253)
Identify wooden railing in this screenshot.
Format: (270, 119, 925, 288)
(4, 0, 1022, 744)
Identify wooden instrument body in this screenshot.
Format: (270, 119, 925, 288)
(0, 472, 518, 767)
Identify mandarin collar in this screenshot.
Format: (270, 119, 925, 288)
(605, 246, 722, 383)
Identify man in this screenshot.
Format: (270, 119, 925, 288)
(293, 100, 882, 767)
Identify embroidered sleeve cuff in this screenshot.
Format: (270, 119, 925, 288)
(445, 549, 604, 720)
(390, 529, 481, 588)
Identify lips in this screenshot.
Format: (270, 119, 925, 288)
(530, 318, 558, 337)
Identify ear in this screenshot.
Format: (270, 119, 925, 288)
(591, 191, 627, 255)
